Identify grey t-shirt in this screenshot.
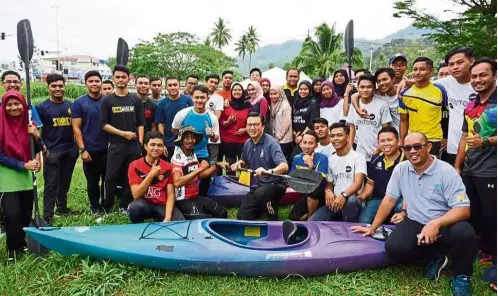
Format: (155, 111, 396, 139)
(386, 157, 470, 225)
(315, 142, 335, 158)
(377, 94, 400, 133)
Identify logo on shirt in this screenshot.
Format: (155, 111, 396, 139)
(112, 106, 135, 113)
(376, 162, 382, 169)
(369, 114, 376, 120)
(260, 150, 264, 157)
(209, 102, 215, 109)
(52, 117, 71, 127)
(145, 187, 162, 199)
(67, 108, 71, 115)
(345, 166, 352, 173)
(457, 194, 469, 202)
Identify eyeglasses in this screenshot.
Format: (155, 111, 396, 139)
(402, 143, 427, 152)
(3, 80, 21, 84)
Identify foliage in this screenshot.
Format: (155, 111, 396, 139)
(292, 23, 364, 78)
(0, 81, 86, 102)
(209, 18, 232, 51)
(393, 0, 497, 58)
(245, 26, 260, 71)
(130, 32, 238, 80)
(106, 57, 117, 70)
(234, 34, 248, 61)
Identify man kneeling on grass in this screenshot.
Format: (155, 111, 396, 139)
(171, 126, 228, 219)
(128, 131, 185, 223)
(352, 132, 477, 296)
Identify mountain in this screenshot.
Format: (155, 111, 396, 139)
(236, 24, 436, 72)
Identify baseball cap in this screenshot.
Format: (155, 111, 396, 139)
(389, 54, 408, 65)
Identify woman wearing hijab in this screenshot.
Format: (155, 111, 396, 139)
(0, 91, 42, 263)
(332, 69, 356, 103)
(291, 81, 319, 159)
(220, 83, 252, 173)
(258, 78, 273, 134)
(319, 80, 347, 126)
(246, 81, 269, 122)
(311, 77, 325, 104)
(268, 85, 293, 159)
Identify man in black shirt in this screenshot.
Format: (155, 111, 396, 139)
(135, 75, 156, 135)
(100, 65, 145, 213)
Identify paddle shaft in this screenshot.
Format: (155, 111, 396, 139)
(345, 20, 354, 82)
(238, 168, 292, 180)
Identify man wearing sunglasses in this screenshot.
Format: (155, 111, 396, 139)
(352, 132, 476, 296)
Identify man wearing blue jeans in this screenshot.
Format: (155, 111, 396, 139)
(310, 122, 366, 222)
(358, 126, 404, 224)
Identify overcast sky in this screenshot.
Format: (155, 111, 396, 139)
(0, 0, 462, 62)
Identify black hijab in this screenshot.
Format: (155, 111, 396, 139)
(332, 69, 349, 97)
(293, 81, 314, 110)
(311, 77, 325, 104)
(230, 83, 252, 110)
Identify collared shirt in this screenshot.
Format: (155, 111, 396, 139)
(386, 156, 470, 225)
(283, 83, 299, 107)
(241, 133, 287, 188)
(368, 152, 405, 199)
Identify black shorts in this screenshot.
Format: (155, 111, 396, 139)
(175, 196, 227, 220)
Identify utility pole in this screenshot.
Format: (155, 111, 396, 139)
(369, 43, 374, 72)
(50, 6, 60, 73)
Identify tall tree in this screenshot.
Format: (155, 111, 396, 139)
(292, 23, 364, 78)
(393, 0, 496, 58)
(234, 34, 248, 62)
(106, 57, 117, 69)
(245, 26, 260, 71)
(209, 17, 232, 51)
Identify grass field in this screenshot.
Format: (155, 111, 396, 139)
(0, 160, 493, 296)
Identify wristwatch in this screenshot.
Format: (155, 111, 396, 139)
(482, 137, 490, 148)
(401, 209, 408, 215)
(79, 148, 86, 154)
(210, 160, 217, 167)
(340, 191, 349, 199)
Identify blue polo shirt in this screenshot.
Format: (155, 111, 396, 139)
(368, 152, 405, 199)
(71, 94, 108, 152)
(291, 152, 328, 177)
(36, 99, 75, 153)
(386, 157, 470, 225)
(155, 95, 193, 147)
(242, 133, 287, 188)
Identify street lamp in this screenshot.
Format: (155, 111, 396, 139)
(50, 6, 60, 72)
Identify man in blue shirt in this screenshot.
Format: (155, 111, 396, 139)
(72, 70, 108, 215)
(156, 76, 193, 160)
(36, 74, 79, 224)
(289, 130, 328, 221)
(231, 112, 289, 220)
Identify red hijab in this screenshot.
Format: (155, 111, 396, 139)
(0, 91, 31, 162)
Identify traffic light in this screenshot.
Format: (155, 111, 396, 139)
(1, 33, 5, 40)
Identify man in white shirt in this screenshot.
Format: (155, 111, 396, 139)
(312, 118, 335, 157)
(204, 74, 224, 169)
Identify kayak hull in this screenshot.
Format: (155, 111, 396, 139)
(208, 176, 301, 206)
(25, 220, 394, 277)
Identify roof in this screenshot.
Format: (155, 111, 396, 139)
(240, 67, 311, 88)
(43, 55, 101, 62)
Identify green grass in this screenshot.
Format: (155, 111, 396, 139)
(0, 160, 493, 296)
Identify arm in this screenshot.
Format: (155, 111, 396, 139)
(130, 173, 156, 200)
(348, 124, 356, 146)
(172, 164, 208, 188)
(0, 144, 25, 171)
(171, 109, 186, 136)
(72, 118, 85, 149)
(214, 110, 222, 120)
(164, 184, 175, 221)
(103, 124, 127, 137)
(399, 113, 409, 143)
(454, 133, 467, 174)
(358, 179, 374, 200)
(344, 172, 365, 197)
(138, 126, 144, 145)
(158, 123, 165, 137)
(370, 195, 401, 230)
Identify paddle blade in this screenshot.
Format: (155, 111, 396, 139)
(27, 221, 50, 256)
(287, 169, 323, 194)
(344, 20, 354, 62)
(116, 38, 129, 66)
(17, 19, 34, 66)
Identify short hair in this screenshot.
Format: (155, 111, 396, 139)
(358, 74, 376, 87)
(135, 75, 150, 83)
(222, 70, 234, 77)
(247, 111, 265, 125)
(1, 70, 21, 81)
(84, 70, 102, 82)
(192, 84, 209, 95)
(413, 57, 434, 68)
(312, 117, 329, 127)
(150, 76, 162, 84)
(102, 80, 114, 87)
(303, 130, 319, 142)
(165, 76, 179, 84)
(46, 73, 65, 86)
(374, 68, 395, 81)
(186, 74, 199, 80)
(329, 121, 350, 135)
(438, 61, 448, 71)
(445, 46, 475, 64)
(378, 126, 399, 139)
(250, 68, 262, 76)
(113, 65, 130, 75)
(286, 68, 300, 77)
(144, 131, 164, 145)
(470, 57, 497, 74)
(355, 68, 369, 75)
(205, 74, 220, 82)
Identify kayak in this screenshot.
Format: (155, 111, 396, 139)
(208, 176, 301, 206)
(24, 219, 394, 277)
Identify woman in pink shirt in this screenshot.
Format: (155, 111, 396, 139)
(268, 85, 293, 161)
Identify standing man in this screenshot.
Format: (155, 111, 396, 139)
(72, 70, 108, 215)
(352, 132, 476, 296)
(250, 68, 262, 81)
(217, 70, 234, 101)
(399, 57, 448, 156)
(36, 74, 79, 224)
(135, 75, 156, 135)
(389, 54, 408, 88)
(231, 113, 289, 221)
(172, 85, 220, 196)
(184, 74, 199, 97)
(100, 65, 144, 213)
(149, 77, 163, 103)
(455, 58, 497, 278)
(156, 76, 193, 159)
(312, 118, 335, 157)
(283, 68, 300, 106)
(101, 80, 114, 96)
(205, 74, 224, 169)
(310, 122, 366, 222)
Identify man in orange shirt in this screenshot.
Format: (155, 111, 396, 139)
(217, 70, 234, 101)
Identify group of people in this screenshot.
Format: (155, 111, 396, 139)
(0, 45, 496, 295)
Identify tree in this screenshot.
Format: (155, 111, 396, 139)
(209, 17, 232, 51)
(245, 26, 260, 71)
(393, 0, 497, 58)
(267, 63, 276, 69)
(292, 23, 364, 78)
(235, 34, 248, 62)
(106, 57, 117, 69)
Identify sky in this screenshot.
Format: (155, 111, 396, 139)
(0, 0, 463, 63)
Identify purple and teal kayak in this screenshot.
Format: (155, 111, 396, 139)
(24, 219, 394, 277)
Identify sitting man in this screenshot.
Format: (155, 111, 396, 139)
(231, 112, 289, 221)
(357, 126, 405, 224)
(313, 117, 335, 158)
(310, 122, 366, 222)
(128, 131, 184, 223)
(288, 130, 328, 221)
(352, 132, 477, 296)
(171, 126, 228, 219)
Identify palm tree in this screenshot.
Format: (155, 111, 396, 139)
(204, 36, 212, 48)
(293, 23, 364, 78)
(245, 26, 260, 71)
(209, 18, 232, 51)
(234, 34, 248, 62)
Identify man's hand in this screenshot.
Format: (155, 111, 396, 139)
(235, 128, 246, 136)
(230, 161, 241, 172)
(254, 167, 267, 176)
(357, 108, 369, 119)
(198, 160, 210, 172)
(24, 160, 40, 172)
(390, 211, 406, 224)
(150, 160, 162, 177)
(345, 83, 354, 96)
(228, 113, 237, 124)
(27, 123, 40, 138)
(81, 151, 92, 162)
(295, 135, 303, 144)
(417, 220, 441, 245)
(216, 162, 229, 170)
(325, 190, 335, 209)
(351, 225, 375, 237)
(204, 121, 214, 137)
(303, 153, 314, 168)
(224, 99, 230, 108)
(122, 131, 137, 141)
(332, 195, 346, 213)
(465, 134, 483, 149)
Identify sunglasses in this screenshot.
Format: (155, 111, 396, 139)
(402, 143, 427, 152)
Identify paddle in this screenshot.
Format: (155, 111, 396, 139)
(17, 19, 49, 255)
(344, 20, 354, 83)
(116, 38, 129, 66)
(238, 168, 323, 194)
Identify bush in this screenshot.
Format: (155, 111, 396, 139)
(0, 81, 86, 102)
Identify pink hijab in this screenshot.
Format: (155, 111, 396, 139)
(247, 81, 265, 106)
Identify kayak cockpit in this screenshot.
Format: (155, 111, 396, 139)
(205, 220, 310, 250)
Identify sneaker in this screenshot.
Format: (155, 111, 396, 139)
(55, 208, 80, 217)
(7, 248, 26, 265)
(450, 275, 471, 296)
(119, 207, 129, 215)
(476, 249, 493, 264)
(43, 216, 53, 226)
(424, 253, 448, 280)
(90, 206, 103, 216)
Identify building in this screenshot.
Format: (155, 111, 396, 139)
(42, 55, 111, 82)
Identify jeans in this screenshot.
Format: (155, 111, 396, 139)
(358, 197, 404, 224)
(127, 199, 184, 223)
(82, 150, 107, 209)
(309, 195, 362, 222)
